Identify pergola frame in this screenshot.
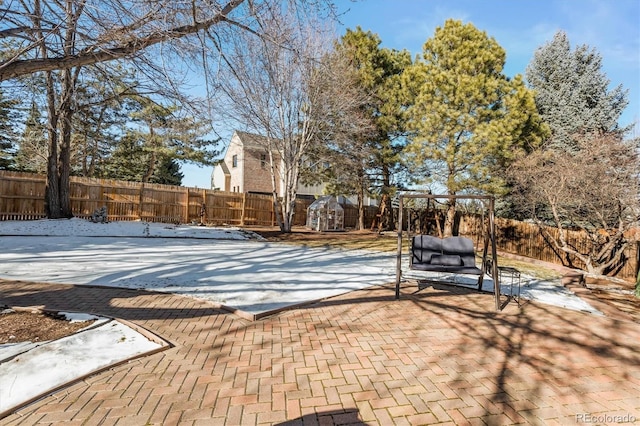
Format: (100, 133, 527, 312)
(395, 193, 502, 311)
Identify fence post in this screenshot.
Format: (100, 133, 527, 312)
(99, 183, 105, 216)
(635, 241, 640, 286)
(137, 183, 144, 221)
(240, 192, 246, 226)
(202, 189, 207, 225)
(183, 187, 189, 224)
(271, 197, 275, 227)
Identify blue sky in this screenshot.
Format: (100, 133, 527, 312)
(181, 0, 640, 188)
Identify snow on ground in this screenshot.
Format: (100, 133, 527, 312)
(0, 219, 395, 315)
(0, 218, 600, 315)
(0, 218, 600, 415)
(0, 217, 261, 240)
(0, 313, 164, 414)
(402, 270, 601, 314)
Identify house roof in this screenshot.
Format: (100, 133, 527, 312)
(235, 130, 278, 150)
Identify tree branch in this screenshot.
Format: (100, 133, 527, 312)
(0, 0, 246, 81)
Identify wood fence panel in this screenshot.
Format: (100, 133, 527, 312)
(139, 183, 186, 223)
(204, 191, 243, 225)
(0, 172, 46, 220)
(459, 214, 638, 281)
(343, 205, 378, 229)
(100, 181, 142, 221)
(243, 194, 275, 226)
(294, 199, 312, 226)
(187, 189, 206, 224)
(71, 178, 107, 219)
(343, 206, 357, 228)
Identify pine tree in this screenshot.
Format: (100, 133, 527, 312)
(526, 31, 629, 151)
(150, 157, 183, 186)
(103, 132, 148, 182)
(0, 88, 19, 170)
(405, 20, 547, 236)
(103, 97, 214, 185)
(336, 27, 411, 229)
(72, 68, 133, 178)
(14, 101, 48, 173)
(125, 96, 217, 183)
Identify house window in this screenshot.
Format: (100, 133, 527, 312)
(232, 154, 238, 168)
(260, 154, 267, 168)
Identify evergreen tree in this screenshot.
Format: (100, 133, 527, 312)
(335, 28, 412, 230)
(103, 97, 213, 185)
(103, 132, 147, 182)
(125, 97, 217, 183)
(14, 101, 48, 173)
(306, 28, 410, 230)
(72, 68, 133, 178)
(150, 157, 183, 186)
(0, 88, 20, 170)
(405, 19, 547, 236)
(104, 132, 184, 185)
(526, 31, 629, 151)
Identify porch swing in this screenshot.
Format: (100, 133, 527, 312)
(394, 193, 502, 311)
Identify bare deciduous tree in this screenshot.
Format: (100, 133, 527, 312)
(211, 7, 368, 232)
(304, 51, 377, 230)
(1, 0, 336, 218)
(0, 1, 253, 81)
(508, 132, 640, 276)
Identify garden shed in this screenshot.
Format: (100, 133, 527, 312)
(306, 196, 344, 231)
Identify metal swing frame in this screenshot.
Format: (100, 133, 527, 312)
(394, 193, 502, 311)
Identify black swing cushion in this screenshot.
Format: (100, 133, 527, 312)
(410, 235, 482, 275)
(430, 254, 463, 266)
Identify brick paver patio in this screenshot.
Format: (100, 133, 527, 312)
(1, 278, 639, 425)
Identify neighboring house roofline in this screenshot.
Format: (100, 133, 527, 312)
(234, 130, 281, 152)
(215, 130, 280, 161)
(217, 160, 230, 176)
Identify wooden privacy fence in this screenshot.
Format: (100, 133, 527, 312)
(0, 171, 377, 228)
(456, 213, 639, 282)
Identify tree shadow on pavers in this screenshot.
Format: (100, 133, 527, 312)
(403, 282, 640, 424)
(275, 408, 368, 426)
(263, 281, 640, 424)
(4, 273, 639, 425)
(0, 279, 246, 326)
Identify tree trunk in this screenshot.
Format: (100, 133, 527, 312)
(142, 151, 157, 183)
(142, 127, 157, 183)
(380, 165, 394, 231)
(279, 156, 301, 234)
(281, 180, 296, 233)
(267, 151, 287, 233)
(280, 185, 292, 233)
(44, 71, 61, 218)
(58, 68, 75, 218)
(357, 184, 365, 231)
(444, 200, 456, 237)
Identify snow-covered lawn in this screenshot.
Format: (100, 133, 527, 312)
(0, 218, 599, 316)
(0, 219, 397, 316)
